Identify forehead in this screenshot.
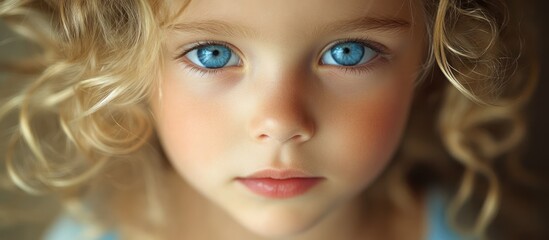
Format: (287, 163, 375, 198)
(171, 0, 423, 39)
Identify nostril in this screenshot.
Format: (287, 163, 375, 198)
(257, 134, 270, 141)
(289, 134, 305, 142)
(255, 132, 310, 143)
(249, 109, 316, 144)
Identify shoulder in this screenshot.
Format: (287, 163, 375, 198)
(43, 214, 118, 240)
(425, 191, 473, 240)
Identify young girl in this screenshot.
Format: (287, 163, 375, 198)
(0, 0, 540, 239)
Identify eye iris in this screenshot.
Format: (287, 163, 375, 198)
(330, 42, 365, 66)
(197, 45, 232, 68)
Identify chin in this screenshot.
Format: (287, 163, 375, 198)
(232, 204, 328, 239)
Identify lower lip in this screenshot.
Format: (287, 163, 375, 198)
(237, 178, 323, 199)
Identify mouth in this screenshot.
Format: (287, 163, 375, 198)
(236, 169, 324, 199)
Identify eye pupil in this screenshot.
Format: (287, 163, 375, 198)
(212, 50, 220, 56)
(343, 48, 351, 54)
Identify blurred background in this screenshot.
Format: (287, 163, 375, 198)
(523, 1, 549, 176)
(0, 0, 548, 239)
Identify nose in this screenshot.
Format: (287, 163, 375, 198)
(247, 77, 315, 145)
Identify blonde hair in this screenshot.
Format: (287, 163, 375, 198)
(423, 0, 535, 236)
(0, 0, 538, 239)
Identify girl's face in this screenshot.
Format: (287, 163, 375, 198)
(152, 0, 425, 237)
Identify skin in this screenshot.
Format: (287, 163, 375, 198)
(151, 0, 427, 239)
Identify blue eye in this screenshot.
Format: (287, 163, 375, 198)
(185, 44, 240, 69)
(321, 41, 378, 66)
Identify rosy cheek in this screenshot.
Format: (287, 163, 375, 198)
(321, 77, 414, 185)
(154, 73, 232, 174)
(162, 106, 218, 167)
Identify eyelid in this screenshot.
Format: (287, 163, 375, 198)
(327, 37, 388, 55)
(317, 38, 392, 75)
(174, 40, 244, 63)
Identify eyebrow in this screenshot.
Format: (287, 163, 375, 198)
(314, 16, 411, 35)
(169, 16, 411, 38)
(170, 20, 259, 38)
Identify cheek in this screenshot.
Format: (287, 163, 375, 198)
(319, 76, 414, 187)
(152, 78, 235, 181)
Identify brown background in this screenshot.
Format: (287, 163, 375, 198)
(524, 1, 549, 170)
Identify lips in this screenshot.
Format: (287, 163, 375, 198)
(236, 169, 324, 199)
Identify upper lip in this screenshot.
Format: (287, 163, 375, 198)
(239, 169, 319, 179)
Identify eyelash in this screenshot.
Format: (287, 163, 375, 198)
(175, 40, 234, 76)
(321, 37, 389, 75)
(174, 38, 390, 76)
